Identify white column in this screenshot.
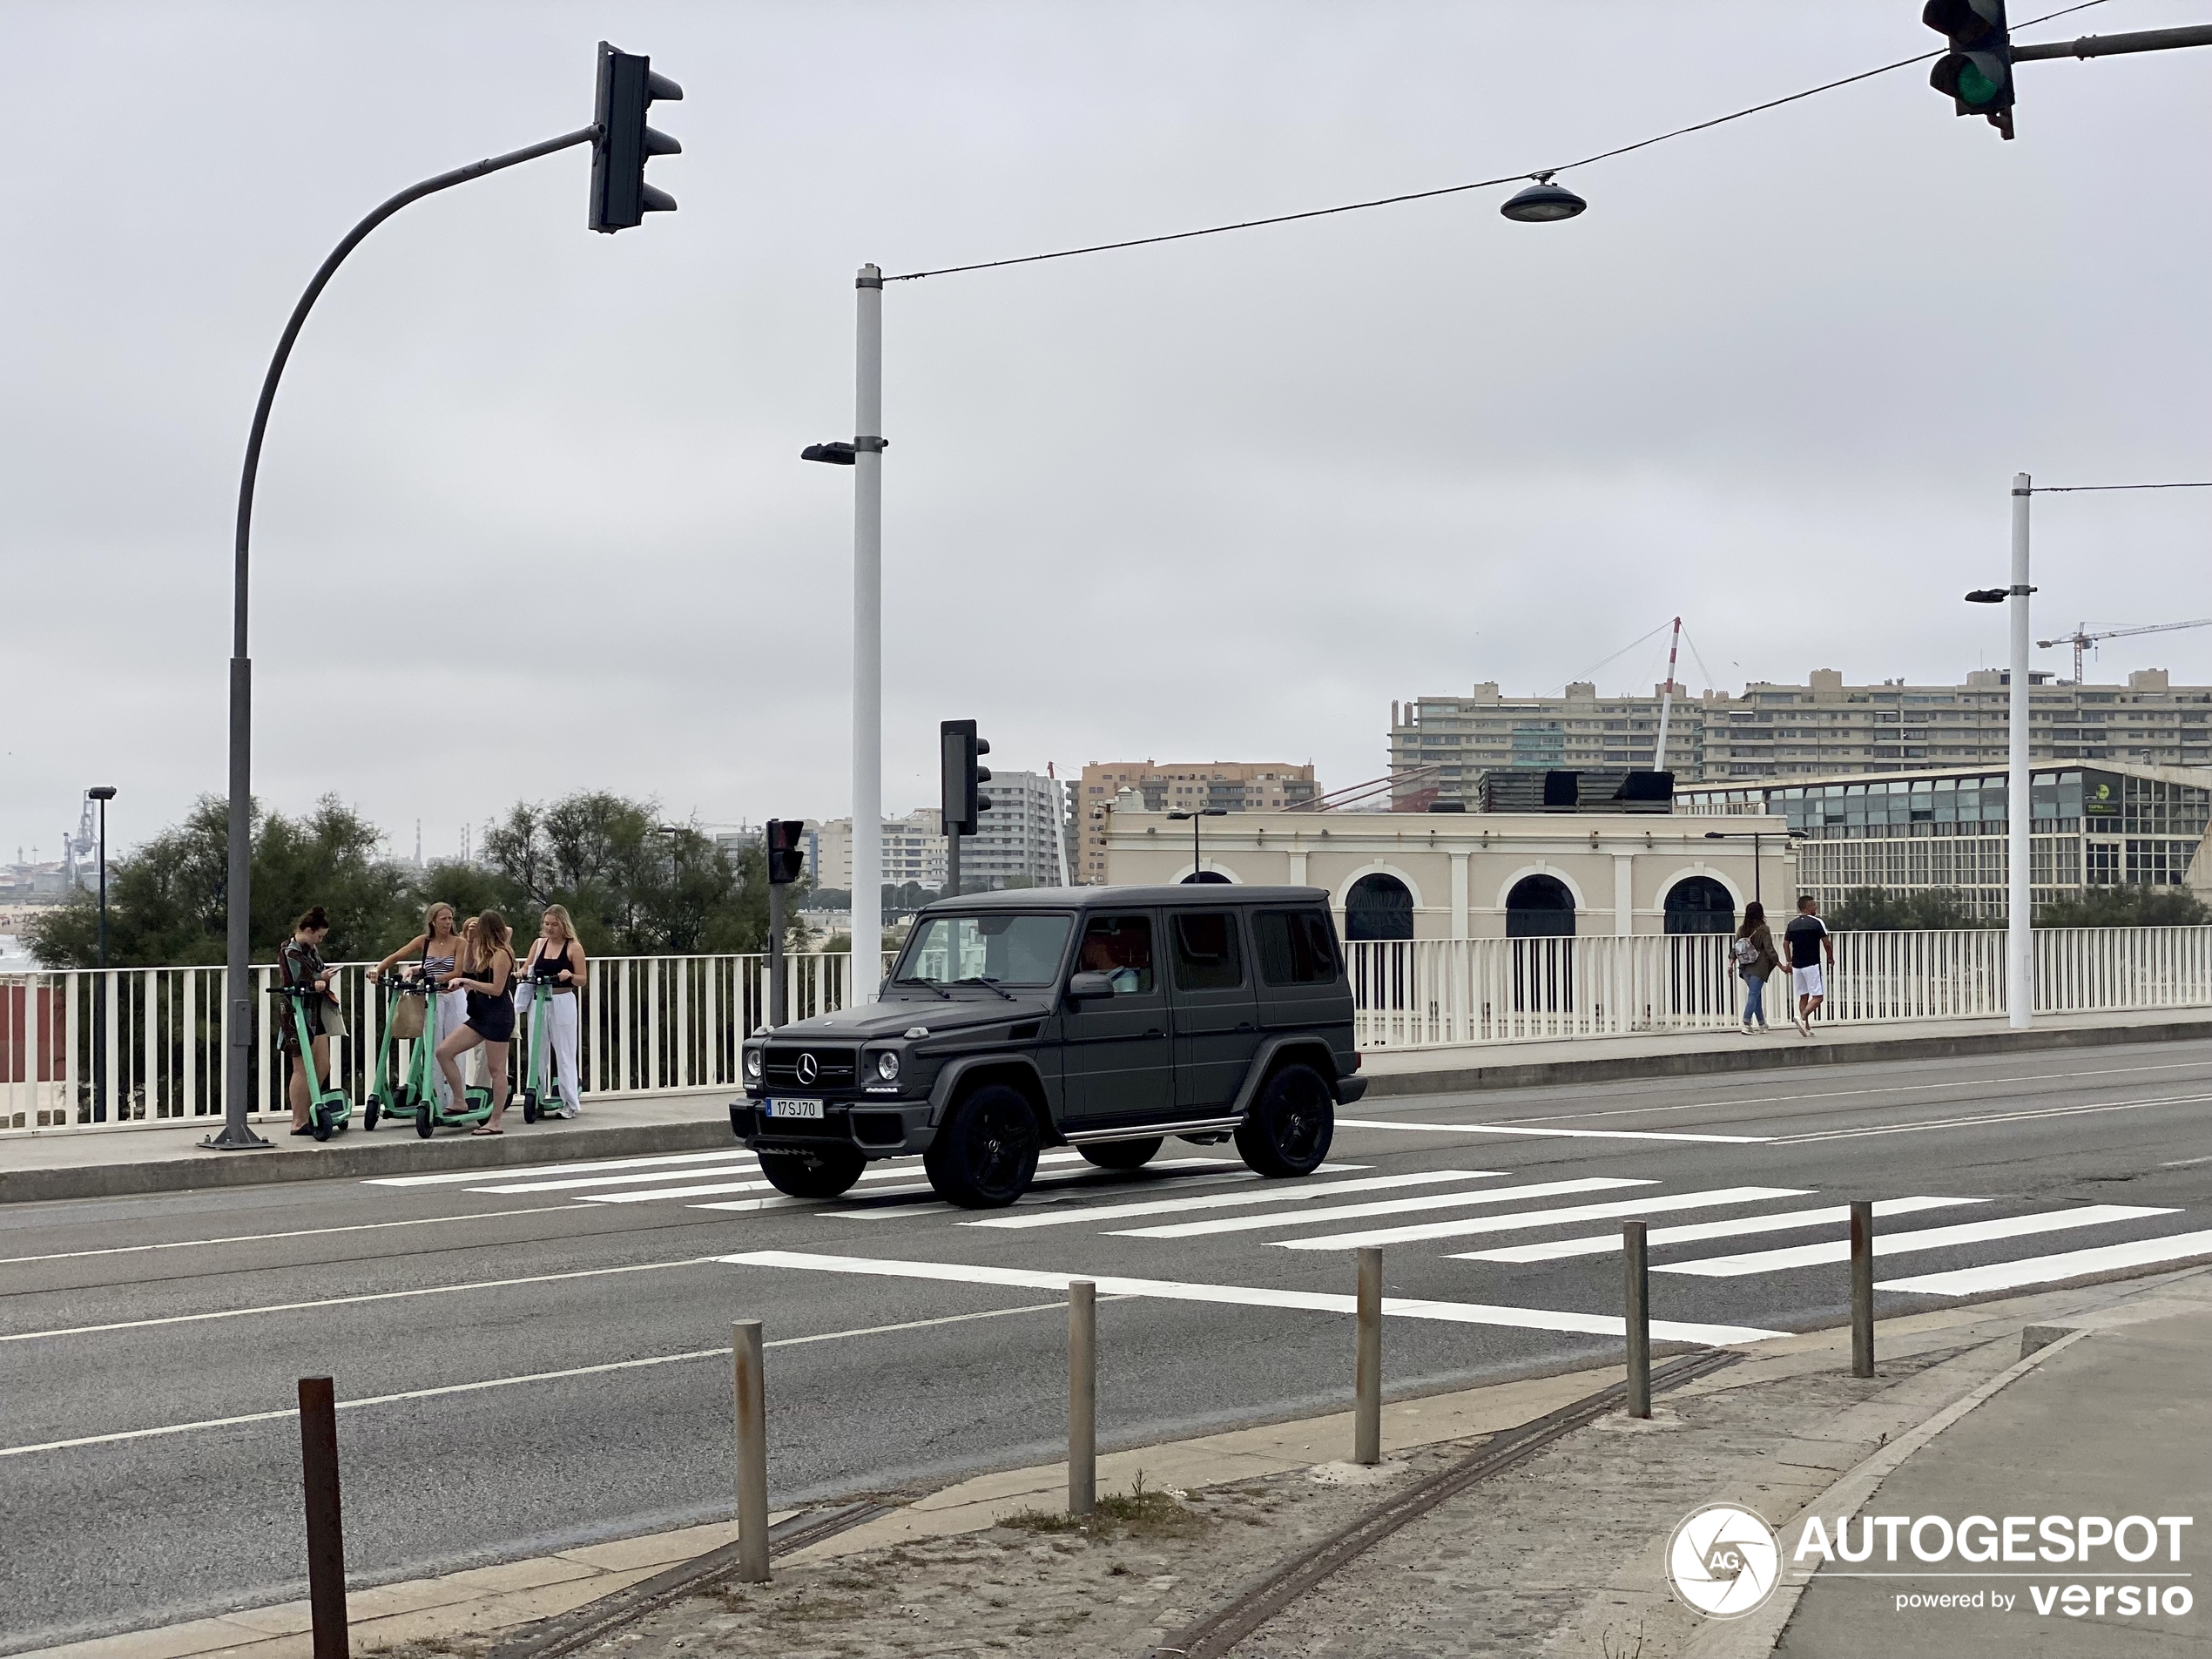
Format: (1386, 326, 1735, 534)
(2008, 471, 2033, 1028)
(852, 266, 885, 1000)
(1613, 853, 1635, 937)
(1449, 853, 1470, 940)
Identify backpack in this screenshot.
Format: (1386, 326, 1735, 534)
(1731, 935, 1760, 968)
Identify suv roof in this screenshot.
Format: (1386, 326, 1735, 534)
(917, 884, 1330, 912)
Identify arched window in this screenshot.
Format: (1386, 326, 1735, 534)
(1181, 869, 1234, 885)
(1506, 874, 1576, 938)
(1345, 873, 1414, 941)
(1663, 876, 1737, 935)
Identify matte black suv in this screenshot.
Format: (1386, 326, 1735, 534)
(731, 885, 1368, 1208)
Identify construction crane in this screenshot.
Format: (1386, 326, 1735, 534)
(2037, 618, 2212, 684)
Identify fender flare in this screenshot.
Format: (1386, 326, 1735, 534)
(927, 1055, 1055, 1136)
(1227, 1035, 1347, 1121)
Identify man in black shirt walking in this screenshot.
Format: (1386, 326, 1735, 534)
(1783, 895, 1835, 1037)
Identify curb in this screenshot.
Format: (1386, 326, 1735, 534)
(0, 1114, 734, 1207)
(1359, 1016, 2212, 1097)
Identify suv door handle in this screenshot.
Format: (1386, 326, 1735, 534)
(1143, 1028, 1165, 1039)
(1235, 1022, 1255, 1032)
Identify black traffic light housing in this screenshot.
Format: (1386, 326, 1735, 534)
(941, 720, 993, 836)
(590, 41, 683, 231)
(1925, 0, 2015, 138)
(765, 819, 806, 885)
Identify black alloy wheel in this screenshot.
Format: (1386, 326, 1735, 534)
(1078, 1136, 1163, 1172)
(1235, 1062, 1334, 1178)
(925, 1084, 1042, 1209)
(758, 1147, 867, 1200)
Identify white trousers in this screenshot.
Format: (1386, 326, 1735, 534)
(434, 988, 469, 1106)
(524, 993, 582, 1111)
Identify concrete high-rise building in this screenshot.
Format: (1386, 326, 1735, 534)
(959, 772, 1073, 893)
(1390, 668, 2212, 804)
(1076, 761, 1317, 884)
(809, 809, 947, 894)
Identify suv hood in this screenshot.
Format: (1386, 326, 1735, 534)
(769, 995, 1054, 1041)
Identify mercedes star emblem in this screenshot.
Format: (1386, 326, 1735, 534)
(797, 1053, 819, 1085)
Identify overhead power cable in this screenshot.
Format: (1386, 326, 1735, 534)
(885, 0, 2112, 284)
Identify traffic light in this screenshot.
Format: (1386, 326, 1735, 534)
(1925, 0, 2015, 138)
(765, 819, 806, 885)
(590, 41, 683, 232)
(941, 720, 992, 836)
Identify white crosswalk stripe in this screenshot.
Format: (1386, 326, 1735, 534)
(961, 1169, 1504, 1231)
(364, 1149, 772, 1188)
(1876, 1228, 2212, 1296)
(1109, 1177, 1650, 1241)
(1274, 1186, 1812, 1251)
(1652, 1204, 2180, 1278)
(1452, 1196, 1984, 1264)
(470, 1157, 765, 1195)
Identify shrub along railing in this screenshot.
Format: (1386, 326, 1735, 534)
(3, 927, 2209, 1133)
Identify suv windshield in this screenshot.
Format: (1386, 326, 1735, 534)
(895, 914, 1073, 988)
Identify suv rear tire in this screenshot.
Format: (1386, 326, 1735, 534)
(1236, 1062, 1334, 1177)
(925, 1084, 1041, 1208)
(759, 1146, 866, 1200)
(1077, 1136, 1163, 1172)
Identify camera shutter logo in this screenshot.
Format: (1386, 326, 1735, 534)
(796, 1053, 819, 1086)
(1668, 1504, 1781, 1619)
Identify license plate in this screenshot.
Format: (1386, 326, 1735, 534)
(767, 1098, 825, 1120)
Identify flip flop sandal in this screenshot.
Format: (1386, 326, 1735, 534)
(471, 1126, 503, 1136)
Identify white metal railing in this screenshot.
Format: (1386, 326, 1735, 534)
(6, 928, 2210, 1130)
(0, 952, 892, 1135)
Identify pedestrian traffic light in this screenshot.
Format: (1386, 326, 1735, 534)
(941, 720, 992, 836)
(765, 820, 806, 886)
(1925, 0, 2015, 138)
(590, 41, 683, 232)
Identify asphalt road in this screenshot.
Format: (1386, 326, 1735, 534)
(7, 1036, 2212, 1653)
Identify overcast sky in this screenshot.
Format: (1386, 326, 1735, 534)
(6, 1, 2211, 867)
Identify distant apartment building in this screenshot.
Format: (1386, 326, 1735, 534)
(1390, 668, 2212, 805)
(956, 772, 1074, 893)
(1076, 761, 1318, 884)
(808, 808, 948, 894)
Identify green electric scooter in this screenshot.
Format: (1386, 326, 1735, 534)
(363, 972, 442, 1131)
(515, 963, 570, 1125)
(408, 970, 496, 1138)
(280, 982, 354, 1142)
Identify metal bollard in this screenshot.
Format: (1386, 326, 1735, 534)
(732, 1320, 770, 1582)
(296, 1377, 348, 1659)
(1623, 1223, 1650, 1420)
(1355, 1245, 1382, 1465)
(1851, 1201, 1875, 1379)
(1069, 1280, 1096, 1516)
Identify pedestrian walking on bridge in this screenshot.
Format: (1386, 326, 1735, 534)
(1732, 900, 1778, 1034)
(1784, 894, 1834, 1037)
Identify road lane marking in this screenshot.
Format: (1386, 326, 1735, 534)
(0, 1206, 580, 1267)
(1336, 1117, 1771, 1145)
(1770, 1092, 2212, 1145)
(961, 1170, 1505, 1231)
(648, 1157, 1243, 1212)
(1110, 1177, 1649, 1241)
(0, 1299, 1095, 1460)
(1878, 1228, 2212, 1296)
(1277, 1186, 1814, 1251)
(465, 1157, 765, 1194)
(1452, 1197, 1983, 1263)
(1656, 1204, 2182, 1278)
(1, 1257, 719, 1344)
(365, 1149, 774, 1187)
(720, 1250, 1783, 1344)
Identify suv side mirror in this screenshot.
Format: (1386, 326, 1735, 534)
(1066, 970, 1116, 1001)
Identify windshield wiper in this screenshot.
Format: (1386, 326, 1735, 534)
(893, 975, 953, 1001)
(955, 976, 1017, 1001)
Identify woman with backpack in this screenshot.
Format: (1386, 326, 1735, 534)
(1732, 900, 1780, 1035)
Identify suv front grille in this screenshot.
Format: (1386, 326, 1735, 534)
(763, 1044, 860, 1091)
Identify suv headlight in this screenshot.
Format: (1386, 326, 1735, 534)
(744, 1049, 764, 1080)
(875, 1051, 900, 1082)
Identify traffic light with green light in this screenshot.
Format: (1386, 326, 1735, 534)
(1925, 0, 2015, 138)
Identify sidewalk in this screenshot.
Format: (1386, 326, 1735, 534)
(30, 1264, 2207, 1659)
(0, 1090, 729, 1206)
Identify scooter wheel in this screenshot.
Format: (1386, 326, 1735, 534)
(415, 1105, 435, 1140)
(364, 1098, 381, 1132)
(311, 1104, 333, 1143)
(523, 1093, 539, 1125)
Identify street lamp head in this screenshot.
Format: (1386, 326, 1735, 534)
(1500, 174, 1588, 223)
(1201, 808, 1229, 818)
(1964, 588, 2008, 604)
(801, 442, 858, 466)
(1166, 811, 1195, 821)
(87, 786, 118, 801)
(1703, 830, 1725, 840)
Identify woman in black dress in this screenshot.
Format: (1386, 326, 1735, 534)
(435, 912, 516, 1132)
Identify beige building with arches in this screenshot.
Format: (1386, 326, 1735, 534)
(1100, 807, 1790, 940)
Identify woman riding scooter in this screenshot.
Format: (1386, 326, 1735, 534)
(437, 913, 516, 1135)
(371, 901, 468, 1107)
(517, 904, 589, 1118)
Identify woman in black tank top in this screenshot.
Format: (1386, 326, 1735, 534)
(436, 912, 516, 1131)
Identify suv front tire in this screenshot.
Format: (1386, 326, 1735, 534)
(759, 1146, 867, 1200)
(925, 1084, 1042, 1209)
(1236, 1062, 1334, 1177)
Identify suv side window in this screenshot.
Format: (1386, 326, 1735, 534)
(1254, 909, 1339, 985)
(1077, 914, 1156, 995)
(1170, 912, 1244, 991)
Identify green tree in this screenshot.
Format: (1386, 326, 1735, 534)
(2036, 886, 2209, 927)
(24, 795, 415, 968)
(1824, 887, 1994, 931)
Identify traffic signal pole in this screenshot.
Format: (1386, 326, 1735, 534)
(852, 266, 886, 1000)
(2008, 474, 2033, 1030)
(206, 122, 599, 1151)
